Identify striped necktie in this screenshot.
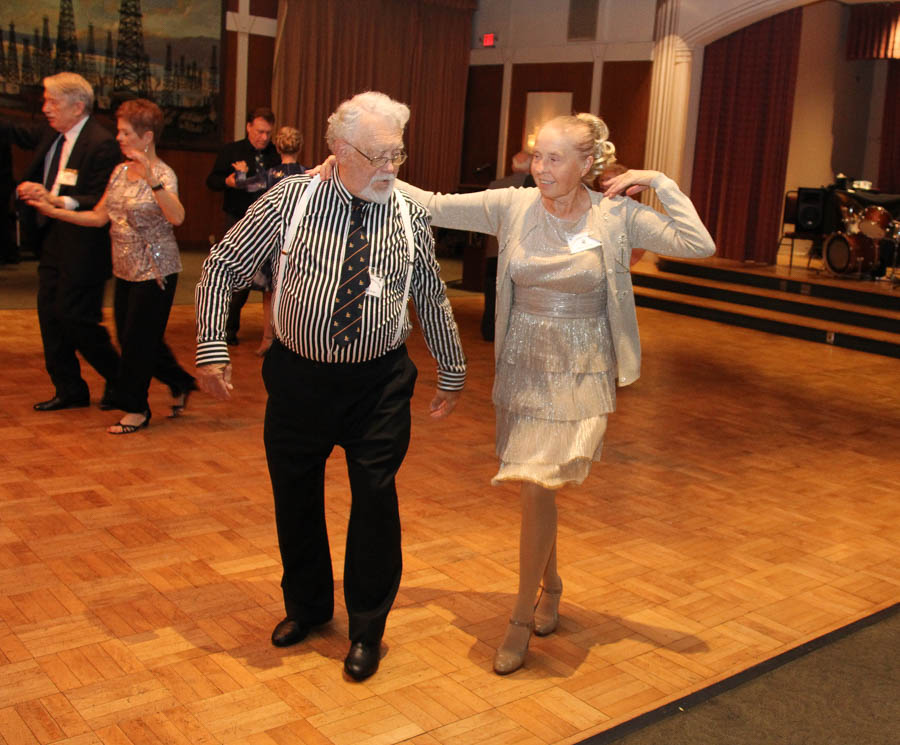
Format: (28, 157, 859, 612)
(330, 198, 370, 347)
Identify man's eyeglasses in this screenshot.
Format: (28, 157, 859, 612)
(348, 142, 408, 168)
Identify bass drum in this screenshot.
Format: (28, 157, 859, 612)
(823, 232, 877, 275)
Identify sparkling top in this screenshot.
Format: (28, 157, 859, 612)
(510, 207, 608, 318)
(106, 160, 181, 284)
(500, 203, 615, 398)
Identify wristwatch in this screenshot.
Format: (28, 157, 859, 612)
(150, 182, 164, 191)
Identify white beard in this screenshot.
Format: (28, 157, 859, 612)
(360, 174, 396, 204)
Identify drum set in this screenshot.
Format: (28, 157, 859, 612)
(823, 193, 899, 282)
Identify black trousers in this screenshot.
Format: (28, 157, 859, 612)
(221, 211, 250, 340)
(481, 256, 498, 341)
(112, 274, 195, 414)
(37, 263, 120, 399)
(262, 341, 417, 645)
(225, 287, 250, 340)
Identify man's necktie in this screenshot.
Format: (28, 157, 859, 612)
(330, 198, 370, 347)
(37, 135, 64, 227)
(44, 135, 64, 190)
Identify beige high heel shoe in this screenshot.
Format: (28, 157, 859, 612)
(493, 617, 533, 675)
(534, 580, 563, 636)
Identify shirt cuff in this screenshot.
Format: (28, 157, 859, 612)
(60, 196, 78, 210)
(196, 340, 230, 367)
(437, 369, 466, 391)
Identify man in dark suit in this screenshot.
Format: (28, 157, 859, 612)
(206, 106, 279, 345)
(16, 72, 121, 411)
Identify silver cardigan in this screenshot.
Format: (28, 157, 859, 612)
(398, 174, 715, 387)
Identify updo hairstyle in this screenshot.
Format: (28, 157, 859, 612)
(273, 126, 303, 156)
(546, 113, 617, 182)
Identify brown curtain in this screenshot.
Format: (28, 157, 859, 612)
(846, 3, 900, 59)
(272, 0, 476, 192)
(878, 60, 900, 193)
(691, 9, 802, 264)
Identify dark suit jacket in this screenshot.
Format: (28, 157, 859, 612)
(1, 120, 43, 194)
(23, 116, 120, 282)
(206, 138, 279, 220)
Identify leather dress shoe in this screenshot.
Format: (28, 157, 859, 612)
(271, 617, 310, 647)
(343, 641, 381, 682)
(34, 394, 90, 412)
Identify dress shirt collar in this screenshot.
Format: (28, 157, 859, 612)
(331, 168, 354, 207)
(331, 168, 379, 214)
(61, 114, 89, 148)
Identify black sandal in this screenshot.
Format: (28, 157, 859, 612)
(108, 410, 151, 435)
(169, 381, 198, 418)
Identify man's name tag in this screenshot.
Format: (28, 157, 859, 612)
(58, 169, 78, 187)
(366, 273, 384, 298)
(568, 232, 602, 254)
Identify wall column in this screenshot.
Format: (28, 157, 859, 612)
(226, 0, 277, 139)
(644, 0, 694, 207)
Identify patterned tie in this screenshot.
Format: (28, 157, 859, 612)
(330, 198, 370, 347)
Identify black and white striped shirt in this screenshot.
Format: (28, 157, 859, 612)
(196, 172, 466, 390)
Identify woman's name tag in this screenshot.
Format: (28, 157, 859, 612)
(568, 232, 601, 254)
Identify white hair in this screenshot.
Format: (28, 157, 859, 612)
(43, 72, 94, 111)
(325, 91, 410, 150)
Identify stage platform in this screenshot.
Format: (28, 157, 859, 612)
(630, 255, 900, 359)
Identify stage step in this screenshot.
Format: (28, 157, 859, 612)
(631, 259, 900, 359)
(654, 256, 900, 311)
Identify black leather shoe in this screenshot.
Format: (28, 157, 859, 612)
(271, 618, 310, 647)
(34, 394, 90, 411)
(343, 641, 381, 682)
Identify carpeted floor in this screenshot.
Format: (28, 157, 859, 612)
(586, 604, 899, 745)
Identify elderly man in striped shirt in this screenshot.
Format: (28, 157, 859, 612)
(195, 91, 466, 682)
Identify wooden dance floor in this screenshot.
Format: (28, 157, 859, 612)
(0, 295, 897, 744)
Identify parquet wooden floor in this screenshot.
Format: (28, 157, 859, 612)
(1, 295, 898, 745)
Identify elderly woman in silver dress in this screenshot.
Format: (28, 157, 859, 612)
(28, 98, 196, 434)
(389, 113, 716, 674)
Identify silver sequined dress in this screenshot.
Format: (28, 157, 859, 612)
(106, 161, 181, 286)
(492, 208, 616, 489)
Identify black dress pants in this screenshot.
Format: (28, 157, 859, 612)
(262, 341, 417, 645)
(37, 263, 120, 399)
(225, 287, 250, 340)
(221, 211, 249, 341)
(112, 274, 195, 414)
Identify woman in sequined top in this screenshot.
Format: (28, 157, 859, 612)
(27, 98, 196, 434)
(392, 114, 716, 674)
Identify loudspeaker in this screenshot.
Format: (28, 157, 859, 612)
(797, 187, 826, 231)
